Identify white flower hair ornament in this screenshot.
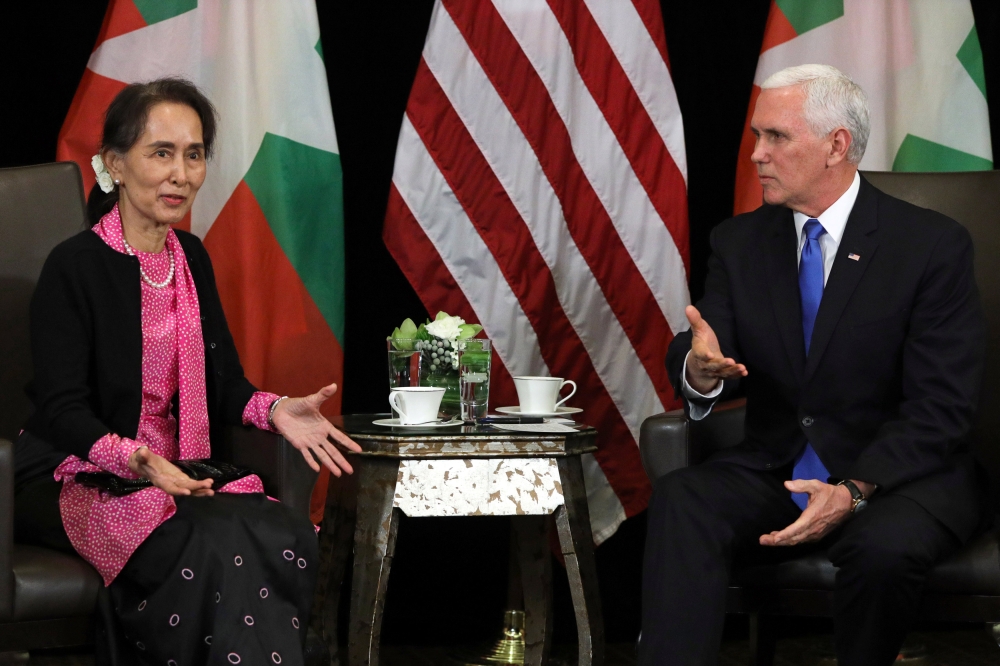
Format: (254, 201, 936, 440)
(91, 154, 115, 194)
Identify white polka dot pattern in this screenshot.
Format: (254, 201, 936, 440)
(50, 205, 271, 585)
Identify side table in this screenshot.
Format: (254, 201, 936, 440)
(310, 415, 604, 666)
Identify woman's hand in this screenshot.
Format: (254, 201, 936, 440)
(128, 446, 215, 496)
(271, 382, 362, 476)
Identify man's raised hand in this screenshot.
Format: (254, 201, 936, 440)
(685, 305, 748, 394)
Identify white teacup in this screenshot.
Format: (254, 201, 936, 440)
(388, 387, 445, 425)
(513, 376, 577, 415)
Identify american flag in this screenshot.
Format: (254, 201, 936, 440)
(382, 0, 690, 542)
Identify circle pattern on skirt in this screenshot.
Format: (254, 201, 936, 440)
(136, 642, 145, 651)
(282, 550, 294, 561)
(169, 614, 180, 627)
(297, 558, 307, 569)
(272, 652, 282, 664)
(291, 617, 300, 629)
(228, 653, 241, 664)
(234, 555, 243, 566)
(216, 592, 221, 603)
(205, 636, 213, 645)
(181, 568, 194, 580)
(260, 587, 269, 599)
(138, 600, 147, 611)
(245, 615, 254, 626)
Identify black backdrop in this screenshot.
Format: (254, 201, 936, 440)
(5, 0, 1000, 647)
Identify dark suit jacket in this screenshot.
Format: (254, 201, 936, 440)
(666, 176, 988, 541)
(16, 229, 259, 488)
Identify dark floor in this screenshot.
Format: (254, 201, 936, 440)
(8, 629, 1000, 666)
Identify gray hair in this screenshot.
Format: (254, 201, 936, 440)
(761, 64, 870, 164)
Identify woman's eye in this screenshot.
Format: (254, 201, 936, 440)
(156, 150, 168, 158)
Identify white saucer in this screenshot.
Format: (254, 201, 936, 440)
(372, 418, 462, 428)
(495, 406, 583, 417)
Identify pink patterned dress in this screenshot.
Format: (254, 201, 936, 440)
(53, 206, 281, 586)
(29, 205, 318, 666)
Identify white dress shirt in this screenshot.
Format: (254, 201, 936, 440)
(681, 172, 861, 419)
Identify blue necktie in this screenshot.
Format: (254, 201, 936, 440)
(790, 219, 830, 510)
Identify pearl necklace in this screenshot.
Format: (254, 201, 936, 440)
(121, 224, 175, 289)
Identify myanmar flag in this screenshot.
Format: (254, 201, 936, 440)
(735, 0, 993, 215)
(57, 0, 345, 522)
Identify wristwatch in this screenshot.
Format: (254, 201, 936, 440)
(837, 479, 868, 514)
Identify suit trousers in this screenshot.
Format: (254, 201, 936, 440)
(639, 460, 962, 666)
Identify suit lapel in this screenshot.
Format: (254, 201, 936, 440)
(803, 178, 880, 382)
(764, 207, 806, 381)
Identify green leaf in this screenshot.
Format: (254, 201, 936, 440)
(390, 327, 402, 350)
(457, 323, 483, 340)
(400, 318, 418, 336)
(435, 311, 451, 321)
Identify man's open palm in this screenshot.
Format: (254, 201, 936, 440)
(686, 305, 748, 394)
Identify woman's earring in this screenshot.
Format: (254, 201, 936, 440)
(114, 179, 121, 186)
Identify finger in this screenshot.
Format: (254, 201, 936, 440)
(320, 440, 354, 475)
(784, 479, 821, 495)
(308, 443, 343, 478)
(298, 446, 321, 473)
(761, 514, 810, 546)
(156, 477, 192, 496)
(685, 305, 703, 331)
(328, 426, 362, 453)
(308, 382, 340, 408)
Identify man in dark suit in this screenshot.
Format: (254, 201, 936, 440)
(639, 64, 988, 665)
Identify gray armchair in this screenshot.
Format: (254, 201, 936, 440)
(639, 170, 1000, 664)
(0, 162, 317, 652)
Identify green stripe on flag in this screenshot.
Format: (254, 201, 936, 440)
(315, 38, 325, 62)
(774, 0, 843, 36)
(132, 0, 197, 25)
(957, 26, 988, 99)
(892, 134, 992, 172)
(244, 133, 346, 344)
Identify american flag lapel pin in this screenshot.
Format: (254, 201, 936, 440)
(848, 252, 861, 261)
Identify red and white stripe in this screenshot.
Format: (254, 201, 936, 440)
(383, 0, 689, 541)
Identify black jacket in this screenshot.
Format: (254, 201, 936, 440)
(666, 176, 989, 541)
(17, 228, 258, 485)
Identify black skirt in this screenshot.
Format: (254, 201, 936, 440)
(109, 492, 318, 666)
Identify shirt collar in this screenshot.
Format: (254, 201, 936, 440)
(792, 171, 861, 245)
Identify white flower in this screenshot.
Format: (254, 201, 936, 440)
(91, 154, 115, 194)
(96, 172, 114, 194)
(426, 315, 465, 340)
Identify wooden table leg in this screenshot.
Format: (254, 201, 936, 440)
(512, 516, 553, 666)
(348, 457, 402, 666)
(555, 457, 605, 666)
(311, 466, 359, 665)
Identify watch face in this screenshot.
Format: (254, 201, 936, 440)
(855, 499, 869, 513)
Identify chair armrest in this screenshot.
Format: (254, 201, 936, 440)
(638, 398, 748, 483)
(639, 409, 690, 482)
(227, 426, 318, 521)
(0, 438, 14, 620)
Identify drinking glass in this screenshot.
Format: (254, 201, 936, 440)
(458, 338, 492, 419)
(387, 339, 422, 389)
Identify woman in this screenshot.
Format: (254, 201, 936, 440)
(13, 78, 360, 666)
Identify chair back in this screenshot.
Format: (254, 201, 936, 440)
(0, 163, 88, 441)
(862, 171, 1000, 488)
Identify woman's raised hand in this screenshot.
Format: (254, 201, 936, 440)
(128, 446, 215, 496)
(270, 382, 362, 477)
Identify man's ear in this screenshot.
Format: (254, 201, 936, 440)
(827, 128, 852, 167)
